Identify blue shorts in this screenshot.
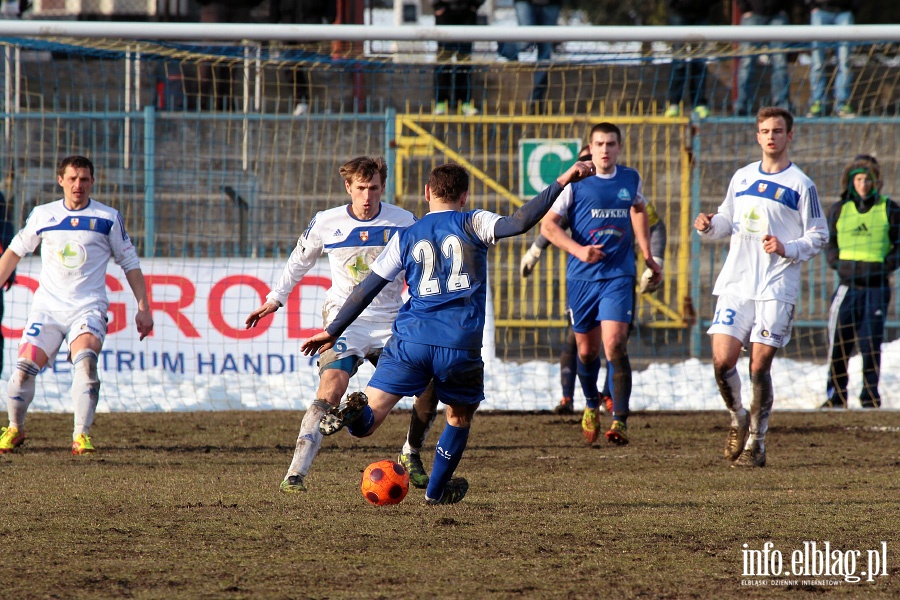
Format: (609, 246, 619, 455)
(567, 276, 635, 333)
(367, 337, 484, 406)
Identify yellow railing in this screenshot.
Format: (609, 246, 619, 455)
(393, 112, 694, 350)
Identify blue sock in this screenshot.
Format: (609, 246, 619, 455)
(577, 356, 601, 409)
(346, 406, 375, 437)
(609, 355, 632, 424)
(560, 331, 577, 399)
(601, 361, 612, 398)
(425, 424, 469, 501)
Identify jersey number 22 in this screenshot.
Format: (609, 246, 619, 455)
(413, 236, 471, 296)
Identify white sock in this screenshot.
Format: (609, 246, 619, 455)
(285, 400, 329, 479)
(749, 372, 774, 447)
(716, 367, 744, 426)
(730, 407, 748, 429)
(72, 350, 101, 437)
(7, 358, 40, 429)
(402, 441, 419, 455)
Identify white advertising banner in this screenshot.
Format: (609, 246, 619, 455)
(3, 258, 331, 379)
(0, 257, 883, 412)
(0, 257, 498, 412)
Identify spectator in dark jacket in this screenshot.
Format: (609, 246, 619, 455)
(806, 0, 862, 118)
(823, 155, 900, 408)
(664, 0, 718, 119)
(733, 0, 793, 116)
(433, 0, 484, 116)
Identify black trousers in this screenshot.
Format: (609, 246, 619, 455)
(434, 10, 477, 107)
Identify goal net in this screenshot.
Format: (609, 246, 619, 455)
(1, 22, 899, 412)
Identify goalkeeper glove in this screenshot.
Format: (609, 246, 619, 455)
(519, 243, 543, 278)
(639, 257, 664, 294)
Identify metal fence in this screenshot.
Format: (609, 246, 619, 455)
(4, 29, 900, 366)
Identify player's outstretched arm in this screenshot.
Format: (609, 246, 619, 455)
(125, 268, 154, 341)
(301, 272, 391, 357)
(300, 330, 338, 356)
(495, 161, 595, 240)
(245, 300, 281, 329)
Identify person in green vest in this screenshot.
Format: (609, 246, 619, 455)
(823, 155, 900, 408)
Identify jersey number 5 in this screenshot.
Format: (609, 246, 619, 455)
(413, 235, 471, 296)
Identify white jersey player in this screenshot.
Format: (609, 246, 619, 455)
(245, 156, 436, 493)
(265, 197, 413, 325)
(695, 107, 827, 469)
(0, 155, 154, 456)
(706, 162, 825, 305)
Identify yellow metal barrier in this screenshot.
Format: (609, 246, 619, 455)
(393, 112, 693, 357)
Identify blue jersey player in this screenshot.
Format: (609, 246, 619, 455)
(540, 122, 661, 447)
(300, 160, 596, 505)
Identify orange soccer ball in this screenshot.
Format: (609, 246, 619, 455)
(360, 460, 409, 506)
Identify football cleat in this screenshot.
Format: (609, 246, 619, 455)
(319, 391, 368, 436)
(553, 397, 574, 415)
(398, 451, 429, 489)
(724, 412, 750, 461)
(279, 475, 307, 493)
(602, 395, 614, 414)
(732, 445, 766, 468)
(581, 408, 601, 444)
(71, 433, 95, 455)
(424, 477, 468, 505)
(605, 420, 629, 446)
(0, 426, 24, 454)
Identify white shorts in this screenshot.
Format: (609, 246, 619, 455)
(317, 317, 393, 375)
(20, 308, 109, 362)
(706, 295, 795, 349)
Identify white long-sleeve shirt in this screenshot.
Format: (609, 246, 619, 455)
(266, 202, 417, 324)
(699, 161, 828, 304)
(9, 198, 141, 314)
